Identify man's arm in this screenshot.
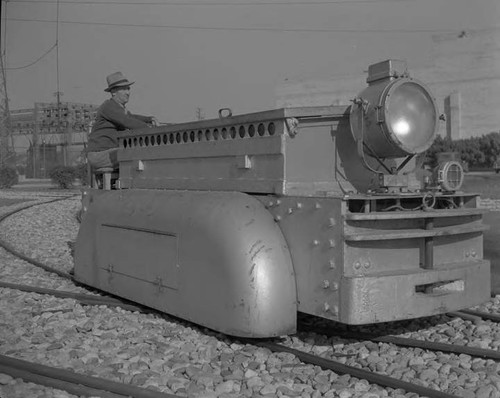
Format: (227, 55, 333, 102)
(129, 113, 155, 124)
(100, 100, 152, 129)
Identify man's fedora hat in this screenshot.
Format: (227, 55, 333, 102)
(104, 71, 134, 92)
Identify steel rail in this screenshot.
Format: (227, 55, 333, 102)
(367, 334, 500, 360)
(301, 324, 500, 361)
(0, 280, 144, 312)
(0, 280, 474, 398)
(0, 194, 494, 398)
(256, 341, 460, 398)
(0, 195, 78, 279)
(0, 355, 179, 398)
(458, 309, 500, 323)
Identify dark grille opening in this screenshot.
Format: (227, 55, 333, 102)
(347, 195, 472, 213)
(415, 280, 464, 295)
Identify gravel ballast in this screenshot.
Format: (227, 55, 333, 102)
(0, 190, 500, 398)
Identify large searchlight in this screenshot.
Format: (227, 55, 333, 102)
(349, 60, 439, 169)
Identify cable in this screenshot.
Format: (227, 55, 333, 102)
(2, 0, 7, 58)
(7, 17, 476, 33)
(5, 43, 57, 70)
(5, 0, 423, 5)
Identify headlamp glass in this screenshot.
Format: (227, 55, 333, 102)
(386, 82, 437, 153)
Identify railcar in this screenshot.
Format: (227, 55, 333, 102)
(74, 60, 490, 337)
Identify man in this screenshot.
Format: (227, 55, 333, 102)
(86, 71, 157, 169)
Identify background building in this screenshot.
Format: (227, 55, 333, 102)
(10, 102, 97, 178)
(276, 29, 500, 140)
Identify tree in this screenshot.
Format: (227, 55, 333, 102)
(426, 131, 500, 169)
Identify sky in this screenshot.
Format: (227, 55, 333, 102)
(3, 0, 499, 124)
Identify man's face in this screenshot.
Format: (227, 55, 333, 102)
(112, 86, 131, 106)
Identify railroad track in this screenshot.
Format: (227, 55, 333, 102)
(0, 280, 471, 398)
(0, 195, 499, 398)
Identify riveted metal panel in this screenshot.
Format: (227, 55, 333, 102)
(344, 208, 488, 276)
(340, 261, 490, 324)
(257, 195, 343, 319)
(75, 189, 296, 337)
(340, 192, 490, 323)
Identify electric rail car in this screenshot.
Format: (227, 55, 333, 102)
(74, 60, 490, 337)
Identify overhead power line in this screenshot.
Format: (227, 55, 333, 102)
(7, 17, 480, 34)
(6, 0, 422, 5)
(5, 43, 57, 70)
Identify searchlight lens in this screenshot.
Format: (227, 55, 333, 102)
(349, 76, 439, 159)
(386, 82, 437, 154)
(392, 119, 411, 136)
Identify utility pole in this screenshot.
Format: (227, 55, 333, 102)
(54, 91, 65, 165)
(33, 103, 39, 178)
(0, 0, 13, 167)
(195, 107, 204, 121)
(0, 51, 10, 166)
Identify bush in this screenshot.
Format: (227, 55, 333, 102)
(48, 165, 76, 189)
(73, 163, 88, 184)
(426, 131, 500, 169)
(0, 166, 19, 188)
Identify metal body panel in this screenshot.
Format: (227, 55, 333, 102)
(116, 106, 352, 196)
(340, 261, 490, 324)
(256, 196, 343, 318)
(77, 88, 491, 334)
(75, 189, 297, 337)
(344, 211, 487, 275)
(257, 193, 490, 324)
(119, 136, 286, 194)
(283, 118, 343, 196)
(99, 224, 179, 290)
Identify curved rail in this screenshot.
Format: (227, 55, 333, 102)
(256, 341, 460, 398)
(0, 194, 77, 279)
(0, 279, 476, 398)
(1, 193, 497, 398)
(300, 321, 500, 361)
(0, 281, 143, 312)
(0, 355, 178, 398)
(457, 309, 500, 323)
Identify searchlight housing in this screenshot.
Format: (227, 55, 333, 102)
(350, 59, 439, 162)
